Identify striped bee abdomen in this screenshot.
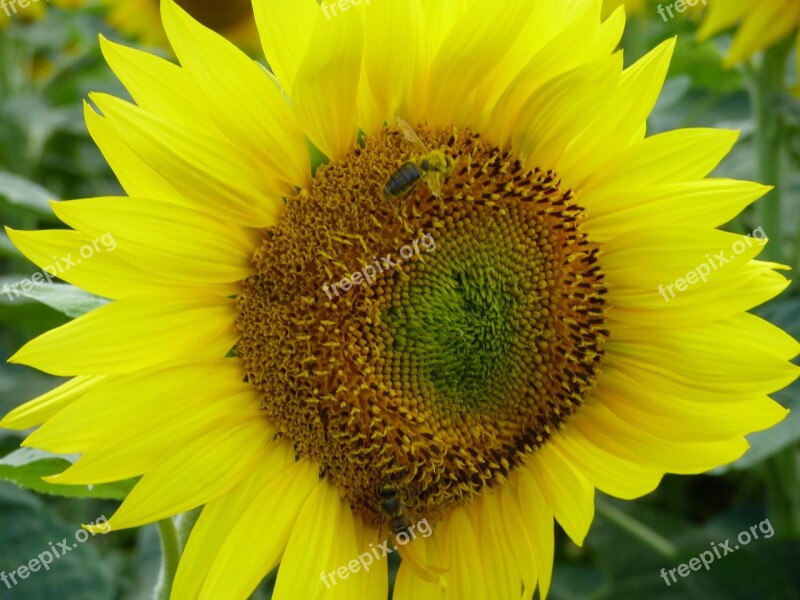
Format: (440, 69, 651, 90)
(382, 161, 423, 201)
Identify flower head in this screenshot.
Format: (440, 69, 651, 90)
(697, 0, 800, 67)
(603, 0, 644, 19)
(2, 0, 797, 598)
(100, 0, 261, 52)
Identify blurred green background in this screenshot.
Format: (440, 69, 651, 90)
(0, 3, 798, 599)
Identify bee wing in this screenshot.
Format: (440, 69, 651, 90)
(396, 117, 430, 154)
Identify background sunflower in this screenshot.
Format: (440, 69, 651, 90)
(100, 0, 261, 53)
(0, 1, 798, 599)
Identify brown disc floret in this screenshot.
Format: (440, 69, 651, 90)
(235, 122, 608, 528)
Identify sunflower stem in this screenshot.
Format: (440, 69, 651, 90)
(154, 517, 181, 600)
(596, 497, 679, 559)
(746, 41, 791, 263)
(175, 508, 202, 551)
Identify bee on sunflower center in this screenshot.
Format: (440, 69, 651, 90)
(382, 118, 455, 202)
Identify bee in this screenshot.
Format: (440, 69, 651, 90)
(376, 482, 414, 536)
(382, 118, 455, 203)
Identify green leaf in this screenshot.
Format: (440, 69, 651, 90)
(0, 482, 115, 600)
(0, 171, 58, 215)
(7, 281, 109, 318)
(0, 448, 135, 500)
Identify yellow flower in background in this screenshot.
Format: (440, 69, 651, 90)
(2, 0, 798, 598)
(101, 0, 261, 53)
(697, 0, 800, 67)
(0, 0, 83, 28)
(603, 0, 644, 18)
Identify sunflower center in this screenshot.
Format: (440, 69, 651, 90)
(173, 0, 253, 31)
(235, 123, 609, 528)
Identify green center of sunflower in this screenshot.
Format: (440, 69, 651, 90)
(384, 258, 520, 409)
(235, 122, 609, 529)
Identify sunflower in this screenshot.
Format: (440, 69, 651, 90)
(101, 0, 261, 53)
(602, 0, 644, 19)
(696, 0, 800, 67)
(2, 0, 798, 598)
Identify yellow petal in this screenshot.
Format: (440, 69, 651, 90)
(602, 227, 768, 289)
(423, 0, 534, 127)
(23, 360, 252, 453)
(468, 0, 583, 130)
(597, 364, 791, 440)
(585, 180, 768, 239)
(558, 38, 676, 186)
(5, 227, 178, 299)
(89, 93, 284, 227)
(197, 453, 319, 600)
(363, 0, 424, 120)
(551, 426, 662, 500)
(9, 292, 237, 376)
(580, 128, 739, 193)
(486, 1, 620, 145)
(51, 197, 255, 285)
(498, 483, 538, 596)
(160, 0, 310, 191)
(351, 518, 390, 600)
(529, 445, 595, 546)
(272, 479, 363, 600)
(513, 55, 622, 169)
(607, 316, 799, 393)
(609, 262, 790, 327)
(576, 403, 752, 474)
(0, 375, 104, 430)
(84, 100, 186, 205)
(170, 441, 300, 599)
(292, 8, 362, 160)
(253, 0, 318, 93)
(726, 2, 800, 66)
(467, 495, 519, 600)
(45, 390, 264, 484)
(99, 35, 224, 137)
(696, 0, 748, 41)
(512, 467, 555, 597)
(438, 507, 491, 600)
(94, 418, 271, 531)
(392, 533, 446, 600)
